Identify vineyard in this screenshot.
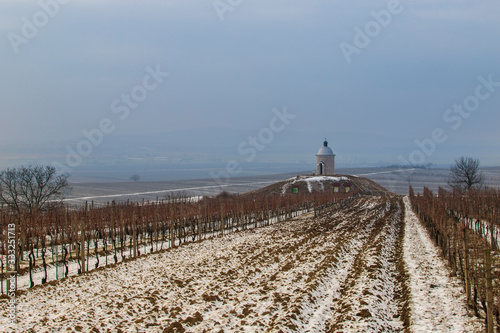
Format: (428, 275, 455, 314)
(409, 186, 500, 332)
(0, 178, 358, 294)
(1, 193, 412, 332)
(0, 175, 495, 331)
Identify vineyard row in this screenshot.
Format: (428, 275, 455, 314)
(409, 186, 500, 332)
(0, 189, 358, 294)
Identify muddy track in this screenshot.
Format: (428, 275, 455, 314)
(0, 195, 409, 333)
(326, 196, 406, 332)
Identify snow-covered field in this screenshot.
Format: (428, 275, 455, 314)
(0, 196, 481, 332)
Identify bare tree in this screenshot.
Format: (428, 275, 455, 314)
(448, 156, 484, 191)
(130, 174, 140, 182)
(0, 165, 70, 214)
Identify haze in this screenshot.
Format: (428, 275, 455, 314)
(1, 0, 499, 180)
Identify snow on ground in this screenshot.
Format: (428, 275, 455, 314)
(12, 209, 310, 291)
(14, 241, 170, 291)
(1, 196, 409, 332)
(282, 176, 348, 194)
(402, 196, 482, 332)
(0, 196, 483, 332)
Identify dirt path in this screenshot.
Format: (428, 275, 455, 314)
(0, 195, 477, 332)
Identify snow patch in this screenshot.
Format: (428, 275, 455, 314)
(282, 176, 349, 194)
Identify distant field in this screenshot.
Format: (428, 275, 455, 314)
(359, 166, 500, 194)
(64, 167, 500, 206)
(64, 173, 294, 207)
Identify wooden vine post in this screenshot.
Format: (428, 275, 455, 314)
(220, 202, 225, 236)
(254, 202, 258, 229)
(80, 215, 86, 273)
(170, 210, 175, 248)
(119, 210, 125, 259)
(463, 227, 471, 303)
(132, 212, 138, 258)
(485, 248, 493, 333)
(197, 206, 202, 241)
(155, 205, 159, 251)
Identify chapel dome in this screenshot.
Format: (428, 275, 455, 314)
(316, 140, 335, 156)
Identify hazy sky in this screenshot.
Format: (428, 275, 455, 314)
(1, 0, 499, 166)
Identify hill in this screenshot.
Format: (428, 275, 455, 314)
(242, 174, 391, 197)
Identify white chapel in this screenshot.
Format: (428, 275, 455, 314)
(316, 140, 335, 176)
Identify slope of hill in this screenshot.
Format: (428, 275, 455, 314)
(242, 174, 392, 197)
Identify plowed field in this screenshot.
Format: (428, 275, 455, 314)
(1, 196, 480, 332)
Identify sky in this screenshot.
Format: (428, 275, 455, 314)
(0, 0, 499, 172)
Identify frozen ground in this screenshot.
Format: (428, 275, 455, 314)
(0, 196, 482, 332)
